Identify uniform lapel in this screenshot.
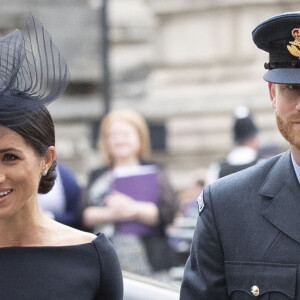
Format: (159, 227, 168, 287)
(260, 150, 300, 244)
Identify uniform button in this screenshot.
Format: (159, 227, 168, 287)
(251, 285, 260, 296)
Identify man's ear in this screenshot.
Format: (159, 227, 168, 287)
(268, 82, 276, 109)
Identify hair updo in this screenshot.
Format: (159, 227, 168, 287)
(11, 107, 56, 194)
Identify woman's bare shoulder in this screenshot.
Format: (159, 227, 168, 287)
(47, 220, 96, 246)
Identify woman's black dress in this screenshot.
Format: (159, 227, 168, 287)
(0, 233, 123, 300)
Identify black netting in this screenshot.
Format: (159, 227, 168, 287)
(0, 14, 70, 128)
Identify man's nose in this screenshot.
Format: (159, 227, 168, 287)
(296, 99, 300, 110)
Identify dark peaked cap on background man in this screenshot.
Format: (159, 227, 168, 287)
(233, 106, 258, 145)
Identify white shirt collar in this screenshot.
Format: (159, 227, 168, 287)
(291, 153, 300, 185)
(227, 146, 257, 165)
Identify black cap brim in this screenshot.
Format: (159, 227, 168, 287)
(264, 68, 300, 84)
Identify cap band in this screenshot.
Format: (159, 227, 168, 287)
(264, 61, 300, 69)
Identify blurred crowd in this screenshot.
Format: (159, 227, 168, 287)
(42, 106, 281, 283)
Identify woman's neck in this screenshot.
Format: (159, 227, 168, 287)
(0, 204, 47, 247)
(113, 157, 140, 168)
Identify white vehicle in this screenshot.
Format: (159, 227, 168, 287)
(123, 271, 180, 300)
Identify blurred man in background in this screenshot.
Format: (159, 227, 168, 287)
(206, 105, 259, 184)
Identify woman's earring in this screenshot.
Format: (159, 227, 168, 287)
(42, 170, 48, 176)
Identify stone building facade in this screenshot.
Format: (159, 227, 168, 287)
(0, 0, 298, 190)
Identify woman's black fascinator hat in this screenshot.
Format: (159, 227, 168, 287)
(0, 13, 69, 129)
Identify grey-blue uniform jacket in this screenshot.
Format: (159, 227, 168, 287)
(180, 150, 300, 299)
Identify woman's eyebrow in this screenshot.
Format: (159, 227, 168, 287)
(0, 148, 22, 154)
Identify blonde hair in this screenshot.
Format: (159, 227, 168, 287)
(98, 109, 151, 165)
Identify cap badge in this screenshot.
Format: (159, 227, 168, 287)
(287, 27, 300, 59)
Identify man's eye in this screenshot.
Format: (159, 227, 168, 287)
(287, 85, 300, 90)
(3, 154, 19, 161)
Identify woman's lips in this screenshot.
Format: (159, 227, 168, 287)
(0, 189, 12, 202)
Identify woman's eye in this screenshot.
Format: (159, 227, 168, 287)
(3, 154, 19, 161)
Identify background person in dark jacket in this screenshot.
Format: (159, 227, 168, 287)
(180, 11, 300, 299)
(206, 105, 259, 184)
(38, 162, 82, 228)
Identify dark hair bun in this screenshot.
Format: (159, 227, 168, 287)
(38, 160, 57, 194)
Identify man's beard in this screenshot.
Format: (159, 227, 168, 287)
(276, 112, 300, 150)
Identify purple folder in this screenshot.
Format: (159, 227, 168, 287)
(112, 165, 159, 236)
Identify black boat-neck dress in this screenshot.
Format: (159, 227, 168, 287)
(0, 233, 123, 300)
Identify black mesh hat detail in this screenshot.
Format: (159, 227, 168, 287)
(0, 14, 70, 128)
